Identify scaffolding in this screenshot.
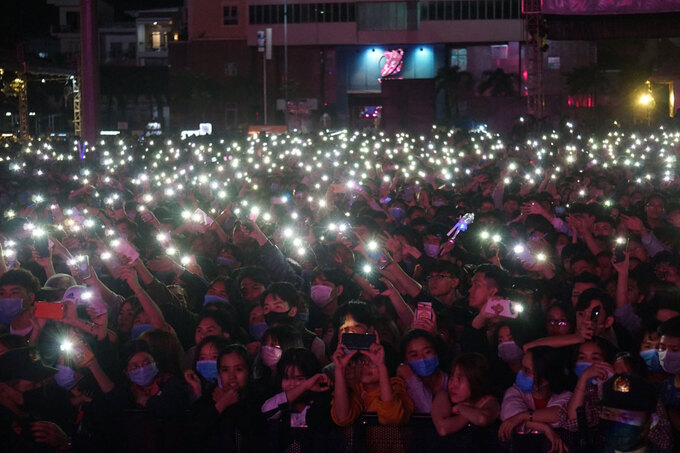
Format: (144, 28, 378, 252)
(523, 0, 544, 118)
(72, 77, 82, 138)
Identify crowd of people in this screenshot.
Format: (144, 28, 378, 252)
(0, 123, 680, 452)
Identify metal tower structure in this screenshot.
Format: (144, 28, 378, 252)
(522, 0, 544, 118)
(73, 77, 82, 137)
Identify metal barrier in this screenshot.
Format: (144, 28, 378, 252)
(115, 410, 573, 453)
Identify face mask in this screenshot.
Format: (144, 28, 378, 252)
(196, 360, 218, 381)
(574, 361, 592, 378)
(216, 257, 237, 268)
(249, 322, 268, 341)
(261, 345, 283, 367)
(310, 285, 333, 307)
(640, 349, 663, 374)
(131, 323, 153, 340)
(271, 183, 280, 191)
(390, 207, 406, 221)
(408, 356, 440, 377)
(432, 200, 446, 207)
(0, 298, 23, 325)
(498, 341, 524, 365)
(264, 311, 292, 326)
(54, 364, 79, 390)
(128, 362, 159, 386)
(659, 349, 680, 374)
(515, 370, 536, 393)
(423, 243, 440, 258)
(204, 294, 229, 306)
(599, 419, 644, 452)
(296, 312, 309, 325)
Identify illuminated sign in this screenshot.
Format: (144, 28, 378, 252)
(380, 49, 404, 79)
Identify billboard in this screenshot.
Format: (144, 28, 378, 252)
(542, 0, 680, 14)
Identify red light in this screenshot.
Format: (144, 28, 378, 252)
(522, 71, 528, 80)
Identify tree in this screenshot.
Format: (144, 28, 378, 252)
(435, 65, 473, 120)
(477, 68, 519, 97)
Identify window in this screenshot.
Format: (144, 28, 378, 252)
(491, 44, 508, 59)
(65, 11, 80, 32)
(548, 56, 560, 70)
(450, 48, 467, 70)
(357, 2, 417, 31)
(150, 31, 167, 51)
(223, 4, 238, 25)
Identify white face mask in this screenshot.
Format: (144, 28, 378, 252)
(261, 345, 283, 367)
(310, 285, 333, 307)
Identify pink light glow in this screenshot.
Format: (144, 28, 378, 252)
(380, 49, 404, 79)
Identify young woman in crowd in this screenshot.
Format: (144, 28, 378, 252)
(189, 344, 267, 451)
(331, 331, 414, 426)
(397, 329, 449, 413)
(431, 353, 501, 451)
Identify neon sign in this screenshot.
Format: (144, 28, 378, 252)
(380, 49, 404, 80)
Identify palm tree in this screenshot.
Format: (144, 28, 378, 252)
(477, 68, 519, 96)
(435, 65, 473, 120)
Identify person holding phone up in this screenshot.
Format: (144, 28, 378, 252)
(331, 330, 414, 426)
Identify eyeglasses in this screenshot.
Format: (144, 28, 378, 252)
(427, 273, 452, 281)
(547, 319, 569, 327)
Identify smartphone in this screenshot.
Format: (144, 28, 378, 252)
(34, 301, 65, 320)
(62, 336, 94, 367)
(78, 256, 91, 279)
(513, 244, 537, 267)
(614, 238, 629, 263)
(342, 333, 376, 350)
(485, 298, 523, 319)
(34, 234, 50, 258)
(415, 302, 434, 321)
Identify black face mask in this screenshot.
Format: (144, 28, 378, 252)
(599, 419, 644, 452)
(264, 311, 292, 326)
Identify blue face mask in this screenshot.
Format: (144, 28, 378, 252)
(390, 207, 406, 221)
(54, 364, 79, 390)
(0, 298, 23, 325)
(129, 362, 159, 386)
(574, 361, 592, 378)
(640, 349, 663, 374)
(515, 370, 536, 393)
(249, 322, 268, 341)
(216, 257, 237, 268)
(131, 323, 154, 340)
(196, 360, 218, 381)
(204, 294, 229, 306)
(296, 312, 309, 325)
(408, 356, 440, 377)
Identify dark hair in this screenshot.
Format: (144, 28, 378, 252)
(576, 288, 615, 317)
(311, 266, 346, 287)
(659, 316, 680, 339)
(529, 346, 574, 394)
(451, 353, 492, 403)
(546, 302, 576, 332)
(123, 339, 155, 370)
(262, 282, 299, 310)
(332, 300, 379, 330)
(573, 271, 603, 288)
(236, 266, 271, 288)
(276, 347, 321, 394)
(427, 260, 463, 281)
(0, 333, 28, 350)
(193, 335, 232, 371)
(474, 264, 508, 295)
(197, 309, 234, 338)
(400, 329, 443, 362)
(262, 324, 304, 351)
(578, 336, 618, 364)
(0, 269, 41, 295)
(218, 343, 252, 372)
(139, 329, 184, 377)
